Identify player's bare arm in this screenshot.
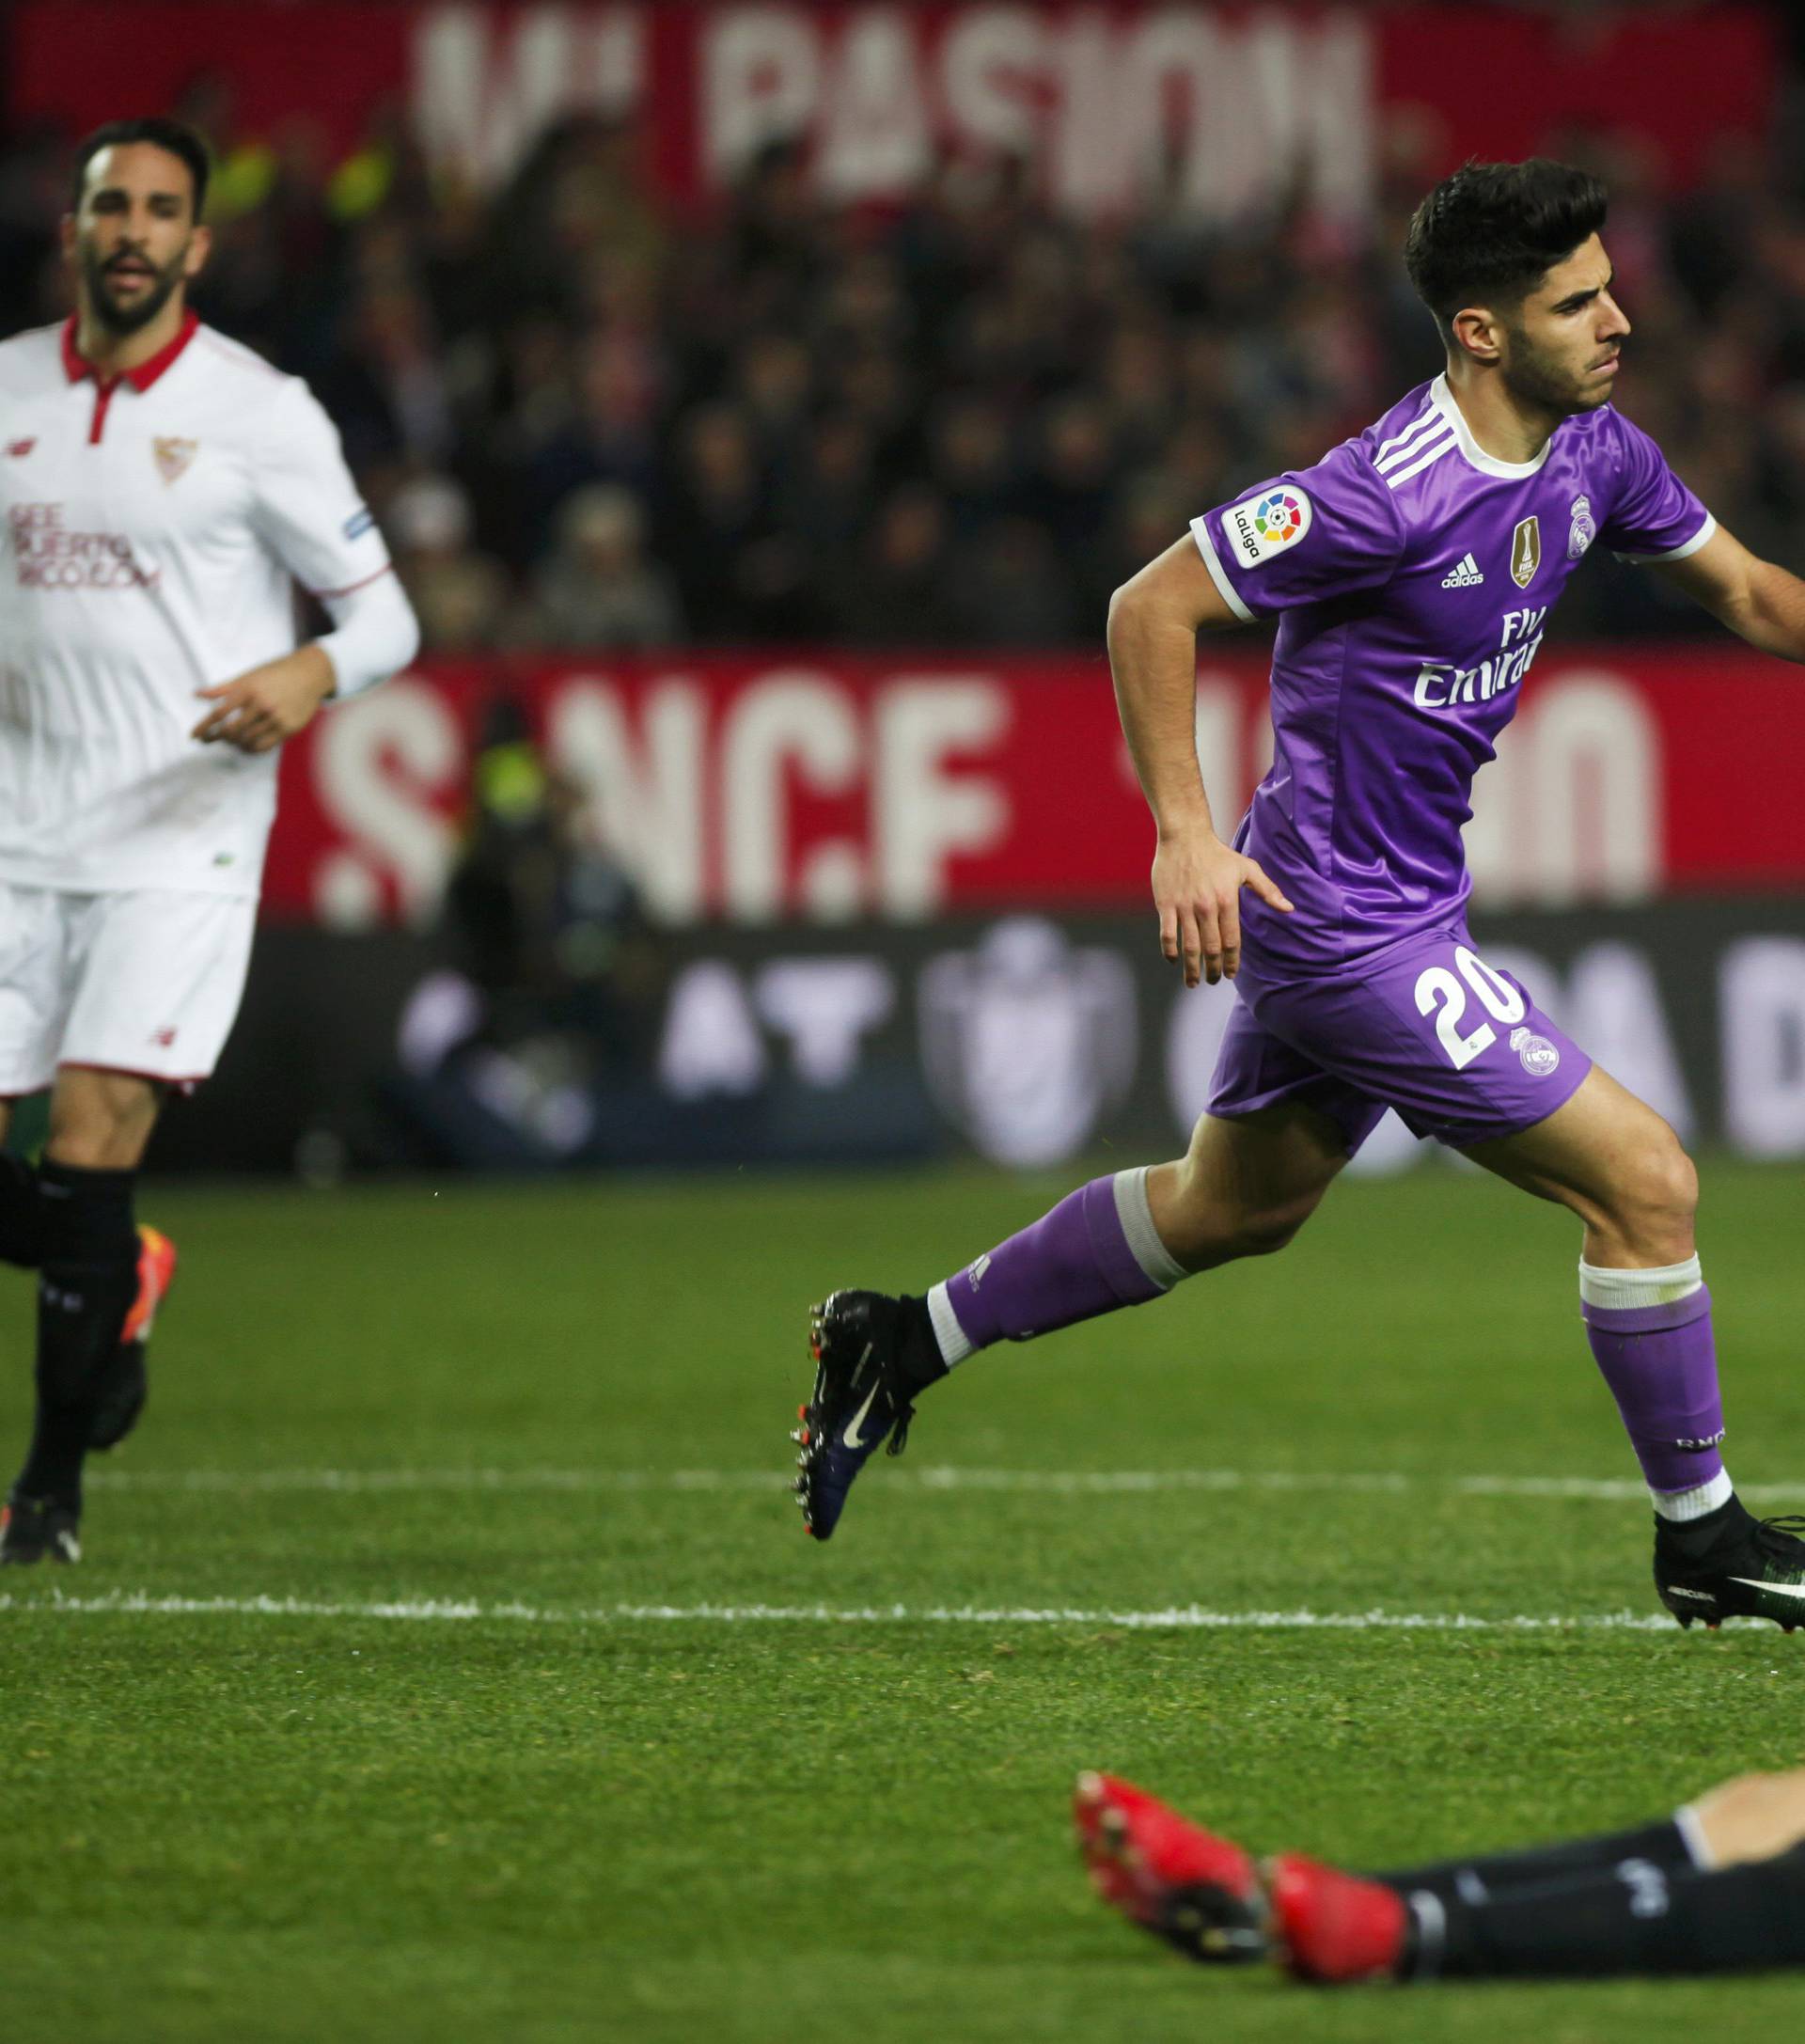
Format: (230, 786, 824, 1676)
(1655, 524, 1805, 661)
(193, 643, 337, 754)
(1107, 535, 1293, 988)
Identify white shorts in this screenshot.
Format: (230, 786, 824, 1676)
(0, 884, 257, 1095)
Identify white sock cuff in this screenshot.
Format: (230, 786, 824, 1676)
(1673, 1801, 1717, 1872)
(1578, 1255, 1703, 1313)
(1111, 1167, 1187, 1292)
(926, 1281, 976, 1367)
(1405, 1890, 1446, 1980)
(1651, 1467, 1734, 1521)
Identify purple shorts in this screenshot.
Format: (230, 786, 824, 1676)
(1207, 923, 1591, 1153)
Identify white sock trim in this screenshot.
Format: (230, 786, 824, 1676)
(1406, 1890, 1446, 1980)
(1111, 1167, 1188, 1291)
(926, 1281, 976, 1367)
(1673, 1802, 1717, 1873)
(1578, 1255, 1703, 1313)
(1651, 1467, 1734, 1521)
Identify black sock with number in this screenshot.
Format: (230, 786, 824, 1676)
(1394, 1844, 1805, 1980)
(15, 1161, 137, 1504)
(0, 1152, 46, 1268)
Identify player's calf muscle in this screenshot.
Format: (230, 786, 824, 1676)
(1151, 1166, 1320, 1269)
(1149, 1128, 1338, 1271)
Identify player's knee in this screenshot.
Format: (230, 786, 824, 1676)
(46, 1092, 160, 1172)
(1618, 1137, 1698, 1239)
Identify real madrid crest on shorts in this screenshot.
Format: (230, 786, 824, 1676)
(1568, 494, 1596, 560)
(153, 436, 197, 486)
(1509, 1024, 1561, 1077)
(1510, 514, 1541, 590)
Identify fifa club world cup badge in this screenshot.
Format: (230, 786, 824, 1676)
(1510, 514, 1541, 589)
(1567, 494, 1596, 560)
(153, 436, 197, 486)
(1510, 1025, 1561, 1077)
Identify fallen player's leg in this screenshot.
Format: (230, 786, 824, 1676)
(1077, 1767, 1805, 1982)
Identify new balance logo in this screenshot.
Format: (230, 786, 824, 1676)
(1441, 553, 1484, 588)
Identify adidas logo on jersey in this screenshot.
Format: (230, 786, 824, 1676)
(1441, 554, 1484, 588)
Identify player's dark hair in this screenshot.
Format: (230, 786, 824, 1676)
(1404, 158, 1608, 338)
(71, 118, 212, 220)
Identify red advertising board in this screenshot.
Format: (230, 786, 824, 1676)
(8, 4, 1775, 215)
(266, 647, 1805, 928)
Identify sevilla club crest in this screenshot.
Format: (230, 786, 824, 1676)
(1510, 514, 1541, 590)
(153, 435, 197, 485)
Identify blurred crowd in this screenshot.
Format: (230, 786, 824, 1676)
(6, 86, 1805, 649)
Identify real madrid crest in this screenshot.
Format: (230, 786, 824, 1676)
(1510, 513, 1541, 590)
(153, 435, 197, 486)
(1568, 494, 1595, 561)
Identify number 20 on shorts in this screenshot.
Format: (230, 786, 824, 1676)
(1414, 946, 1528, 1070)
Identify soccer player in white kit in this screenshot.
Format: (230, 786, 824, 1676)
(0, 118, 420, 1563)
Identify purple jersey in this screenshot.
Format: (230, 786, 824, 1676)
(1192, 374, 1713, 972)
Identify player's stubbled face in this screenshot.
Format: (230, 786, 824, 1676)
(1499, 232, 1630, 417)
(73, 143, 199, 336)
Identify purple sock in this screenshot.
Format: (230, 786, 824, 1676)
(1582, 1283, 1727, 1499)
(931, 1169, 1185, 1356)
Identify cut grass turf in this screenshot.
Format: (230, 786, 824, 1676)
(5, 1160, 1805, 2041)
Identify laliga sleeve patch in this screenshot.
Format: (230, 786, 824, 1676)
(1220, 486, 1312, 570)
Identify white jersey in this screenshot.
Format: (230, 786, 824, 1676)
(0, 314, 395, 898)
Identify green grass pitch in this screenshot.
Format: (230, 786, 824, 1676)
(6, 1161, 1805, 2041)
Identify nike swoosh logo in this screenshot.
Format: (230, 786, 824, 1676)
(843, 1383, 881, 1450)
(1729, 1577, 1805, 1601)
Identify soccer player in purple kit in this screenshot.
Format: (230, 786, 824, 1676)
(791, 159, 1805, 1630)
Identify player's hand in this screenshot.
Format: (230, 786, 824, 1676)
(1153, 827, 1293, 988)
(192, 646, 337, 754)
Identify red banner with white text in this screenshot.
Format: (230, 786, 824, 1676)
(265, 648, 1805, 929)
(8, 4, 1776, 217)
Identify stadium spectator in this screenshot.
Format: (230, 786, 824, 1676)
(836, 485, 961, 645)
(388, 474, 510, 654)
(511, 483, 683, 649)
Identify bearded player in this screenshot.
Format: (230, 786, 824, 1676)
(0, 118, 419, 1564)
(791, 158, 1805, 1630)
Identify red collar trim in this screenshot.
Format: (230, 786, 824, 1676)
(60, 309, 200, 392)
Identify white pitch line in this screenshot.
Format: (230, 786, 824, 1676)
(79, 1465, 1805, 1504)
(0, 1589, 1689, 1633)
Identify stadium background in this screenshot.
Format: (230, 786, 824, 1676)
(6, 0, 1805, 1180)
(13, 8, 1805, 2041)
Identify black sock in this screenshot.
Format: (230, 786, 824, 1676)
(15, 1161, 138, 1504)
(1655, 1493, 1757, 1560)
(1413, 1844, 1805, 1980)
(1373, 1816, 1696, 1909)
(896, 1296, 949, 1400)
(0, 1152, 46, 1267)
